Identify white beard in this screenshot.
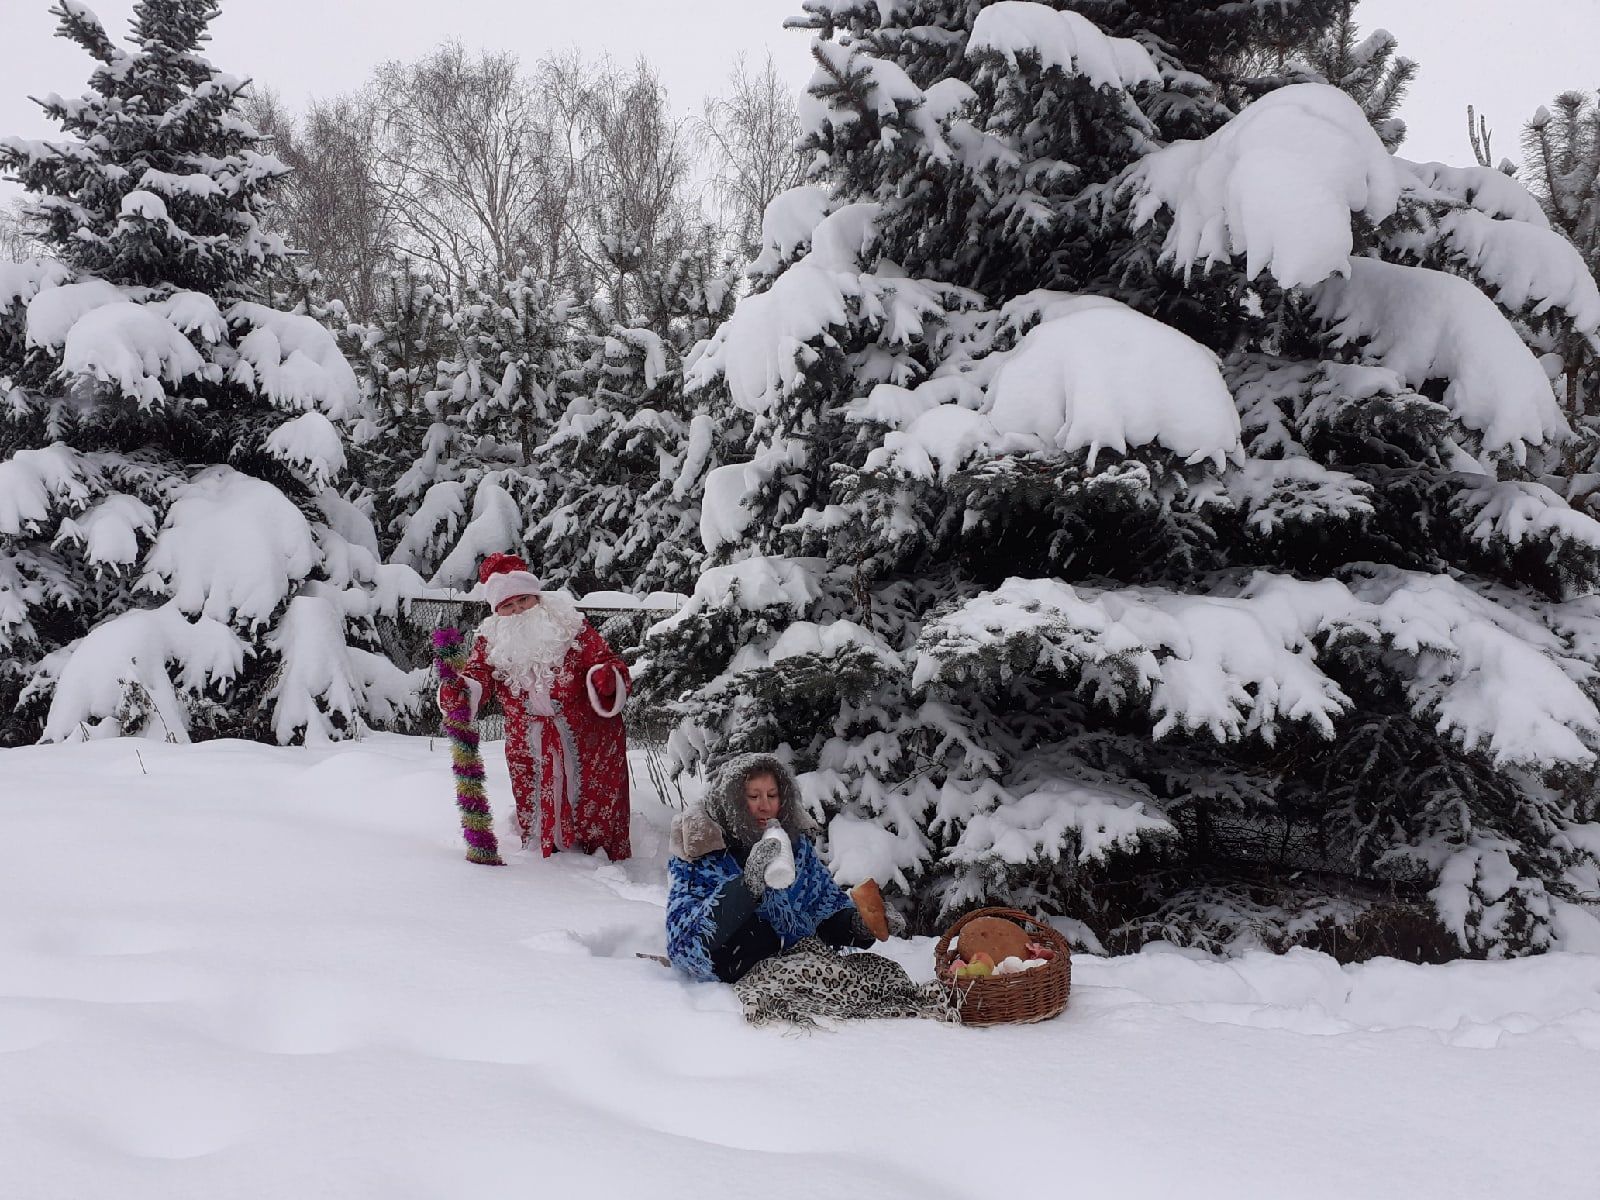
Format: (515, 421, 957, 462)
(480, 592, 586, 706)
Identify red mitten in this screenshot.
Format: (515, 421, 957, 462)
(586, 665, 625, 718)
(437, 682, 468, 716)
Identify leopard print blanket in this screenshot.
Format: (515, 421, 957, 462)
(733, 937, 960, 1028)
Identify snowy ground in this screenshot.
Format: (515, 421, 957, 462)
(3, 737, 1598, 1199)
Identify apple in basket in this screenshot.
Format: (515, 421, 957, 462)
(949, 951, 995, 980)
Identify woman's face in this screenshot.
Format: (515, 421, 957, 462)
(494, 593, 541, 617)
(743, 773, 782, 825)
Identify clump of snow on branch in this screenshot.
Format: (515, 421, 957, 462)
(429, 478, 522, 589)
(0, 444, 93, 535)
(1310, 257, 1569, 457)
(265, 412, 348, 489)
(727, 618, 898, 674)
(41, 603, 245, 742)
(942, 775, 1173, 873)
(61, 302, 206, 406)
(984, 298, 1241, 469)
(967, 1, 1158, 90)
(139, 467, 318, 627)
(24, 278, 123, 348)
(54, 493, 158, 571)
(265, 592, 421, 744)
(800, 41, 955, 161)
(699, 461, 760, 554)
(689, 204, 944, 415)
(749, 186, 833, 277)
(1401, 160, 1551, 227)
(915, 570, 1600, 768)
(1126, 84, 1403, 288)
(228, 302, 360, 418)
(1430, 209, 1600, 332)
(0, 259, 70, 310)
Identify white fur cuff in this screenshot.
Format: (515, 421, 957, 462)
(586, 665, 626, 718)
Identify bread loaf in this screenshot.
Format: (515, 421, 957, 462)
(953, 915, 1030, 966)
(849, 879, 890, 941)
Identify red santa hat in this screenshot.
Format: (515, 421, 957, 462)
(478, 552, 544, 611)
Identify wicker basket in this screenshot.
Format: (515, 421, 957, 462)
(934, 907, 1072, 1027)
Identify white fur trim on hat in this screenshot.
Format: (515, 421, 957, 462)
(484, 570, 544, 610)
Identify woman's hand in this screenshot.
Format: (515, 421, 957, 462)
(742, 837, 782, 900)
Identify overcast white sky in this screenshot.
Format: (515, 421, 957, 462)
(2, 0, 1597, 200)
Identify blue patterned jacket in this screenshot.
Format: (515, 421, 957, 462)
(666, 810, 855, 982)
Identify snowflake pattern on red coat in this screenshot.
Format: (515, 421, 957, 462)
(456, 623, 631, 861)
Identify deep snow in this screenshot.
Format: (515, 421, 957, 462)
(2, 736, 1597, 1199)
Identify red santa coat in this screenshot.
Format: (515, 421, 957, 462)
(455, 622, 632, 861)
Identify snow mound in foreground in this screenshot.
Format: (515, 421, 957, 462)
(0, 736, 1596, 1200)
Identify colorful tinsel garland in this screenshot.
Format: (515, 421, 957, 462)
(432, 627, 503, 866)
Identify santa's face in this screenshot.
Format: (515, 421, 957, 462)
(480, 590, 587, 696)
(495, 593, 540, 617)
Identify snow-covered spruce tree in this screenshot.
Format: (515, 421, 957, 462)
(638, 0, 1600, 959)
(346, 263, 452, 544)
(531, 245, 738, 596)
(387, 268, 582, 589)
(1518, 92, 1600, 428)
(0, 0, 422, 745)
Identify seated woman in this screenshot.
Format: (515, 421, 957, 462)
(666, 753, 877, 982)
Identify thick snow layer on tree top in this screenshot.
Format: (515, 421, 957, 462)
(749, 185, 832, 277)
(61, 301, 207, 406)
(228, 303, 360, 419)
(1311, 257, 1569, 457)
(139, 466, 318, 628)
(1, 736, 1597, 1199)
(1127, 84, 1403, 288)
(40, 603, 245, 742)
(1401, 159, 1551, 227)
(967, 1, 1158, 89)
(985, 299, 1241, 469)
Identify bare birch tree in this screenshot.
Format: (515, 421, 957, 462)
(696, 53, 809, 260)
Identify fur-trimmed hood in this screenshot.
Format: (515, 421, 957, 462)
(669, 753, 816, 861)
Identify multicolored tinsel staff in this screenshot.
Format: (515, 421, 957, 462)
(432, 627, 503, 866)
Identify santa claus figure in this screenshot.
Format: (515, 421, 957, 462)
(438, 553, 632, 861)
